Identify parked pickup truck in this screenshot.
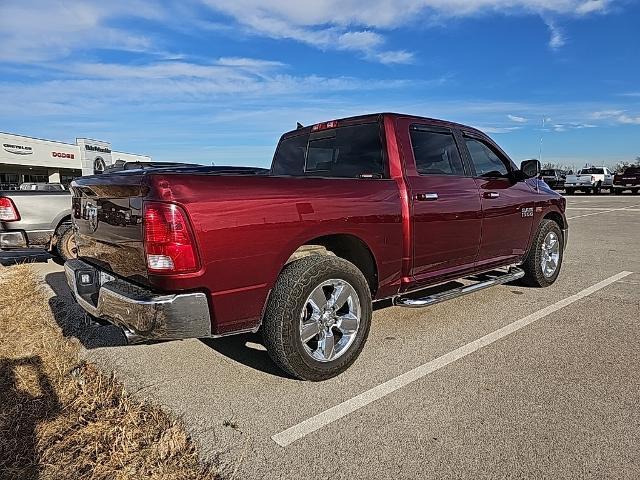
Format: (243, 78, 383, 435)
(564, 167, 613, 194)
(0, 189, 75, 260)
(613, 166, 640, 194)
(540, 169, 566, 190)
(65, 113, 568, 380)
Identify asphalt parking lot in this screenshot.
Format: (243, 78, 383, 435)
(11, 193, 640, 479)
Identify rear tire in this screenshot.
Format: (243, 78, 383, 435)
(520, 219, 564, 288)
(564, 188, 574, 195)
(55, 225, 77, 261)
(262, 255, 372, 381)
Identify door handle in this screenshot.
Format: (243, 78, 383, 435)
(415, 193, 438, 201)
(484, 192, 500, 199)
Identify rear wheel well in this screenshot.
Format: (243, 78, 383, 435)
(286, 235, 378, 295)
(55, 215, 72, 234)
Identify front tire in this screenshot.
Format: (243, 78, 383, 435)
(521, 219, 564, 287)
(262, 255, 372, 381)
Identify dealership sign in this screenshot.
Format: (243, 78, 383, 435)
(52, 152, 75, 159)
(3, 143, 33, 155)
(85, 144, 111, 154)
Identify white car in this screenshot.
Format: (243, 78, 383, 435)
(564, 167, 613, 194)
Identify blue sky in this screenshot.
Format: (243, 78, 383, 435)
(1, 0, 639, 170)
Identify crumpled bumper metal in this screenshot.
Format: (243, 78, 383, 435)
(64, 258, 212, 340)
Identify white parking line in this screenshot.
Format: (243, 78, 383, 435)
(567, 207, 640, 211)
(271, 271, 633, 447)
(567, 204, 640, 220)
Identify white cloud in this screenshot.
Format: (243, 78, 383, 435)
(200, 1, 613, 29)
(198, 0, 613, 61)
(544, 19, 566, 49)
(0, 58, 417, 112)
(0, 0, 163, 62)
(575, 0, 610, 14)
(475, 125, 523, 134)
(0, 0, 616, 64)
(508, 114, 528, 123)
(591, 110, 624, 118)
(552, 121, 597, 131)
(618, 114, 640, 125)
(215, 57, 286, 70)
(591, 109, 640, 124)
(373, 50, 415, 65)
(337, 31, 384, 50)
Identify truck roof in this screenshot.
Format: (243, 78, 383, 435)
(281, 112, 487, 140)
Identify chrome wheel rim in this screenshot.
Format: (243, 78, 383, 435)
(541, 231, 560, 278)
(299, 279, 361, 363)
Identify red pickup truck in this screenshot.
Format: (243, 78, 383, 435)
(65, 113, 567, 380)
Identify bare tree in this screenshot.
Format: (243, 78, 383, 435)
(613, 161, 629, 173)
(541, 162, 573, 172)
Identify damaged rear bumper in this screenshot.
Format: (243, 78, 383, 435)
(64, 258, 212, 341)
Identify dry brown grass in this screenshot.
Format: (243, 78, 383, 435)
(0, 265, 219, 480)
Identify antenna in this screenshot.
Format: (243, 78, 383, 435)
(539, 116, 546, 164)
(296, 122, 304, 129)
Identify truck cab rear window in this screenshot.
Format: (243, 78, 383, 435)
(580, 168, 604, 174)
(271, 123, 385, 178)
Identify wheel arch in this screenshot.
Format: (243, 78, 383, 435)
(51, 211, 72, 233)
(542, 210, 566, 230)
(283, 233, 379, 296)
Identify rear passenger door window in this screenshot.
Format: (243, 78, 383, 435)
(409, 126, 465, 176)
(464, 137, 510, 178)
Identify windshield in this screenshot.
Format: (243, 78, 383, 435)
(579, 168, 604, 174)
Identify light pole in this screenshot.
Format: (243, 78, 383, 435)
(539, 116, 546, 164)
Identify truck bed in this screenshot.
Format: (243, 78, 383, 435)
(71, 169, 404, 333)
(0, 190, 71, 247)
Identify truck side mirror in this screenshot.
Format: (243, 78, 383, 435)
(520, 159, 541, 179)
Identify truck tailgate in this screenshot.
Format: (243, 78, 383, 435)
(615, 174, 640, 186)
(71, 174, 150, 285)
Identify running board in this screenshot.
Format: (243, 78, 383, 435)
(393, 267, 525, 308)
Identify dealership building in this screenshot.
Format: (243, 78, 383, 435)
(0, 131, 152, 190)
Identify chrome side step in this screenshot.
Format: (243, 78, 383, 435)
(393, 267, 525, 308)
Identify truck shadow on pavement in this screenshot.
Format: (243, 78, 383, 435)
(42, 270, 524, 379)
(44, 272, 128, 349)
(201, 334, 293, 378)
(43, 271, 292, 377)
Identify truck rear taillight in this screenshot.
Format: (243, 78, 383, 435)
(143, 201, 199, 274)
(0, 197, 20, 221)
